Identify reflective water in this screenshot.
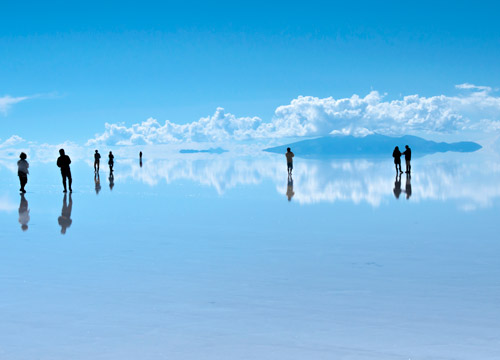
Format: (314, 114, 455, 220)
(1, 150, 499, 359)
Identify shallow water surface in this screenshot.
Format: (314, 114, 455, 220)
(0, 151, 499, 359)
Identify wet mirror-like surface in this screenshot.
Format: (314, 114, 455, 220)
(1, 151, 500, 359)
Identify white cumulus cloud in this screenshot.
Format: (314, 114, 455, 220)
(85, 84, 500, 145)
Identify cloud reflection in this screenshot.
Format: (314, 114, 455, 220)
(108, 152, 500, 210)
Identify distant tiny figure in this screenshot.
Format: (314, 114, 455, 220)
(94, 173, 101, 195)
(286, 174, 295, 202)
(405, 173, 412, 200)
(108, 151, 114, 172)
(17, 152, 29, 193)
(402, 145, 412, 174)
(139, 151, 143, 168)
(109, 172, 114, 191)
(286, 147, 294, 175)
(18, 193, 30, 232)
(58, 193, 73, 234)
(393, 173, 402, 199)
(392, 146, 403, 174)
(94, 150, 101, 172)
(57, 149, 72, 193)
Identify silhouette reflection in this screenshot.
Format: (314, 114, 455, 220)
(58, 193, 73, 234)
(286, 174, 295, 202)
(405, 174, 412, 200)
(393, 173, 402, 199)
(109, 172, 114, 191)
(94, 173, 101, 195)
(18, 193, 30, 232)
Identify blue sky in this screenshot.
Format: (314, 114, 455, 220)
(1, 0, 500, 144)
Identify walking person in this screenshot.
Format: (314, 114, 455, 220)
(402, 145, 411, 174)
(57, 149, 72, 193)
(108, 151, 114, 172)
(94, 150, 101, 172)
(392, 146, 403, 174)
(17, 152, 29, 193)
(286, 147, 294, 175)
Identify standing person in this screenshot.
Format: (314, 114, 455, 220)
(139, 151, 143, 168)
(402, 145, 411, 174)
(108, 151, 114, 172)
(286, 147, 294, 175)
(57, 149, 72, 193)
(17, 152, 29, 193)
(94, 150, 101, 172)
(392, 146, 403, 174)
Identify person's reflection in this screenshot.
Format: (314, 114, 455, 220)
(393, 173, 402, 199)
(18, 193, 30, 232)
(109, 172, 114, 191)
(286, 174, 295, 202)
(58, 193, 73, 234)
(405, 173, 412, 200)
(94, 173, 101, 195)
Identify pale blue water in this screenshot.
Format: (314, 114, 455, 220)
(1, 150, 499, 359)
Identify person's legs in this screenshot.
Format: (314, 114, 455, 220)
(68, 171, 72, 192)
(62, 173, 67, 192)
(18, 174, 27, 192)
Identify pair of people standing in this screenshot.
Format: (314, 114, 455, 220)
(94, 150, 114, 172)
(392, 145, 411, 174)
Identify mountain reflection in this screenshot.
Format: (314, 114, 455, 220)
(96, 153, 500, 209)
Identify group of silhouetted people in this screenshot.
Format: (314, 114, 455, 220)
(392, 145, 411, 174)
(14, 149, 144, 234)
(17, 148, 123, 194)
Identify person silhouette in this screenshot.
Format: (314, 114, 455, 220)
(94, 173, 101, 195)
(94, 150, 101, 172)
(402, 145, 412, 174)
(17, 152, 29, 193)
(18, 193, 30, 232)
(392, 146, 403, 174)
(57, 149, 72, 193)
(286, 147, 294, 175)
(393, 173, 402, 199)
(139, 151, 143, 168)
(108, 151, 114, 172)
(405, 173, 412, 200)
(286, 174, 295, 202)
(58, 193, 73, 234)
(109, 172, 114, 191)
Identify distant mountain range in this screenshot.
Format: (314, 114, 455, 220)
(264, 134, 482, 158)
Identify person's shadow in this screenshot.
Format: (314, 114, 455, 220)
(393, 173, 402, 199)
(58, 193, 73, 235)
(405, 173, 412, 200)
(286, 174, 295, 202)
(109, 172, 114, 191)
(18, 193, 30, 232)
(95, 173, 101, 195)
